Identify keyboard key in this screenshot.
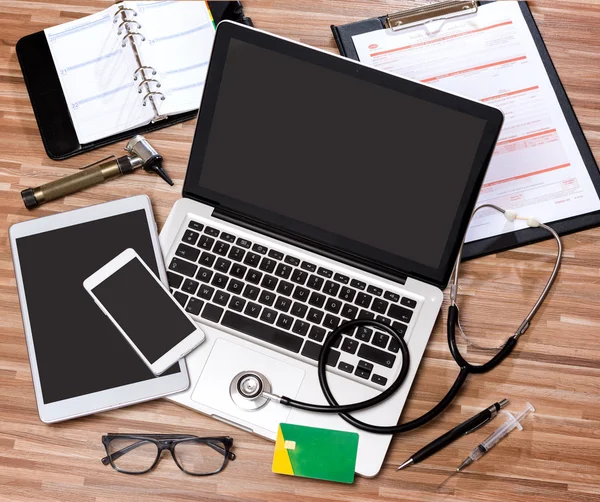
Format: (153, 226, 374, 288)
(355, 367, 370, 379)
(252, 244, 267, 254)
(229, 296, 246, 312)
(167, 272, 183, 289)
(355, 327, 372, 342)
(376, 315, 391, 326)
(227, 279, 244, 295)
(169, 257, 197, 277)
(201, 304, 223, 323)
(236, 238, 251, 249)
(307, 275, 324, 290)
(211, 273, 228, 289)
(384, 291, 400, 303)
(401, 297, 418, 309)
(275, 263, 292, 279)
(198, 285, 215, 300)
(182, 279, 199, 295)
(358, 360, 374, 372)
(230, 264, 247, 279)
(389, 305, 413, 324)
(338, 362, 354, 373)
(317, 267, 333, 278)
(276, 280, 294, 296)
(176, 243, 200, 262)
(182, 229, 199, 245)
(198, 235, 215, 250)
(274, 296, 292, 312)
(308, 292, 326, 308)
(301, 261, 316, 272)
(308, 326, 326, 342)
(204, 226, 220, 237)
(292, 286, 310, 302)
(358, 344, 396, 368)
(341, 303, 358, 319)
(334, 273, 349, 284)
(292, 320, 309, 336)
(199, 252, 216, 268)
(173, 291, 188, 307)
(341, 337, 358, 355)
(244, 302, 261, 318)
(196, 267, 213, 283)
(323, 280, 339, 296)
(373, 332, 389, 348)
(307, 308, 324, 324)
(291, 302, 308, 318)
(258, 290, 276, 307)
(291, 269, 308, 285)
(261, 275, 278, 290)
(185, 297, 203, 315)
(392, 322, 407, 337)
(339, 287, 356, 302)
(260, 308, 277, 324)
(259, 258, 277, 273)
(367, 285, 383, 296)
(228, 246, 245, 262)
(214, 241, 230, 257)
(188, 221, 204, 231)
(301, 341, 340, 366)
(276, 314, 294, 330)
(222, 311, 303, 352)
(325, 298, 341, 314)
(355, 292, 372, 308)
(244, 252, 261, 267)
(242, 284, 259, 300)
(246, 269, 263, 284)
(372, 299, 389, 314)
(323, 314, 340, 330)
(372, 374, 388, 386)
(214, 291, 230, 306)
(358, 310, 375, 320)
(268, 249, 284, 260)
(220, 232, 236, 243)
(215, 258, 231, 273)
(350, 279, 366, 290)
(284, 256, 300, 266)
(388, 337, 401, 354)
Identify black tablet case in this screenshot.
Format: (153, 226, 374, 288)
(331, 2, 600, 260)
(16, 1, 252, 161)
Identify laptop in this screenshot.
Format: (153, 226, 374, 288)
(159, 21, 503, 477)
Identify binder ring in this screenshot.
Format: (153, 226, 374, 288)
(117, 19, 142, 35)
(142, 92, 165, 106)
(113, 7, 137, 23)
(133, 66, 157, 80)
(138, 79, 161, 93)
(122, 32, 145, 47)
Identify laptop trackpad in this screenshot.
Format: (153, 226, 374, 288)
(191, 338, 306, 432)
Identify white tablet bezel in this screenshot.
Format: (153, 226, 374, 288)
(9, 195, 190, 423)
(84, 248, 205, 376)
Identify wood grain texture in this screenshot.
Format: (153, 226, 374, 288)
(1, 1, 599, 501)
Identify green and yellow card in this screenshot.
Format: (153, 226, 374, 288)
(272, 423, 359, 484)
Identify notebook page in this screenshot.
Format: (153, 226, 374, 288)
(45, 6, 153, 144)
(352, 1, 600, 243)
(131, 1, 215, 116)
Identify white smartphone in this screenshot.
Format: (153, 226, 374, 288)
(84, 248, 205, 376)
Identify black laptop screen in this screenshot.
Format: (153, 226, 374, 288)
(186, 25, 502, 287)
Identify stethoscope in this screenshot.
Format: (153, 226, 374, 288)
(229, 204, 562, 435)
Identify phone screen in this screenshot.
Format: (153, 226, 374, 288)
(92, 257, 197, 364)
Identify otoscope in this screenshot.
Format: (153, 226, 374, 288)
(21, 135, 173, 209)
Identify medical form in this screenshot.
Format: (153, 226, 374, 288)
(352, 1, 600, 243)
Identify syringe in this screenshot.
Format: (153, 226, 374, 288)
(457, 402, 534, 471)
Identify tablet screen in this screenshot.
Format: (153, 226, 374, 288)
(16, 209, 180, 404)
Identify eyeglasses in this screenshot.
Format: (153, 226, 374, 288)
(101, 434, 235, 475)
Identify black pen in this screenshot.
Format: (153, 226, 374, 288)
(397, 398, 509, 470)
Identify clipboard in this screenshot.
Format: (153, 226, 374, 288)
(16, 1, 252, 161)
(331, 1, 600, 260)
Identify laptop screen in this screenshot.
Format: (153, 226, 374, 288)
(185, 24, 503, 287)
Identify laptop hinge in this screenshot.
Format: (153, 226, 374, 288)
(213, 207, 408, 286)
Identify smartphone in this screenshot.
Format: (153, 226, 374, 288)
(84, 248, 205, 375)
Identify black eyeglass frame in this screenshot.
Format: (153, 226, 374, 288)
(101, 434, 235, 476)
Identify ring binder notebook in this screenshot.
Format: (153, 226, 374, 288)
(17, 1, 253, 160)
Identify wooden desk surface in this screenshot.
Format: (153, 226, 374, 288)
(1, 1, 599, 501)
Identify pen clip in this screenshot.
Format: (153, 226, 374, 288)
(465, 416, 492, 435)
(79, 155, 117, 170)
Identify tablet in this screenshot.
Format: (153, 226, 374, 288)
(9, 195, 189, 423)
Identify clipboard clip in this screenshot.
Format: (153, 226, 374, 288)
(385, 0, 477, 32)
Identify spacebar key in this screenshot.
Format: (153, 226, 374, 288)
(222, 311, 304, 353)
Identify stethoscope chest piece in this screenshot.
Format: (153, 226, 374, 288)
(230, 371, 272, 411)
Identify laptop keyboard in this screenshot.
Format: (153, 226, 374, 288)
(167, 219, 419, 387)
